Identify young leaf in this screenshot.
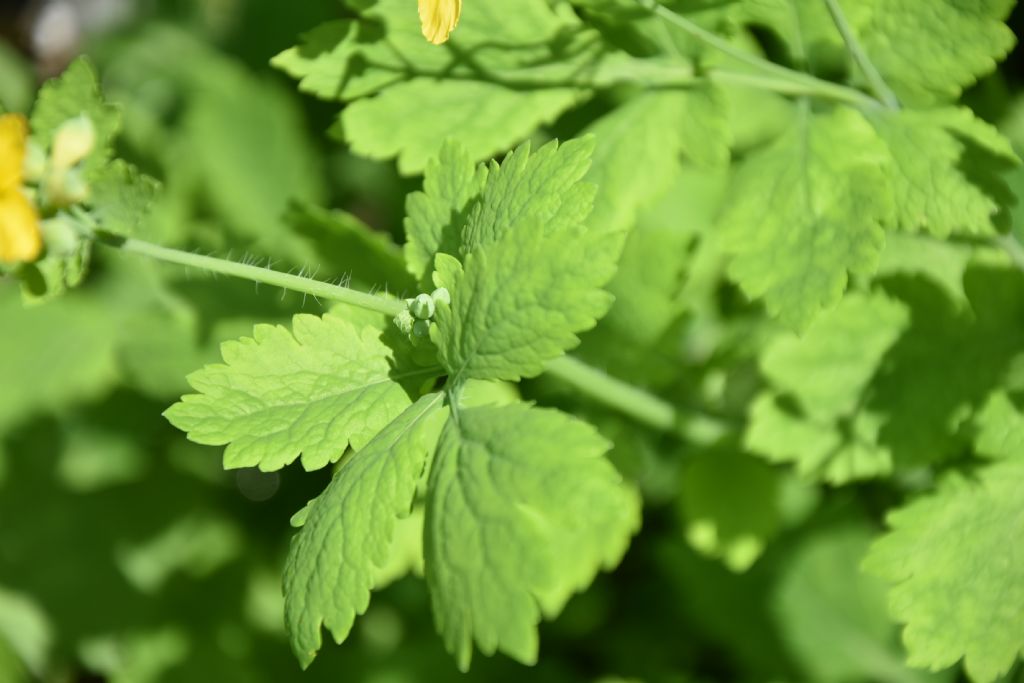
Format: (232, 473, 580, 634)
(864, 459, 1024, 683)
(433, 139, 616, 382)
(719, 105, 894, 330)
(165, 313, 438, 472)
(283, 393, 447, 668)
(404, 141, 488, 284)
(425, 403, 641, 670)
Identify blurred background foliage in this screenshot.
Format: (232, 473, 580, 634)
(1, 1, 1024, 682)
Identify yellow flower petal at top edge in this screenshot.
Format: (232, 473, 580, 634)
(418, 0, 462, 45)
(0, 113, 43, 264)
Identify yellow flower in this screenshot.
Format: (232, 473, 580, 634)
(0, 113, 42, 264)
(419, 0, 462, 45)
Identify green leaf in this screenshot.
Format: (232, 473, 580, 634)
(0, 41, 33, 114)
(275, 0, 598, 174)
(864, 459, 1024, 682)
(870, 266, 1024, 467)
(746, 393, 893, 484)
(582, 91, 697, 239)
(761, 291, 910, 422)
(425, 403, 640, 670)
(89, 160, 160, 237)
(745, 291, 910, 484)
(676, 85, 732, 167)
(738, 0, 858, 72)
(874, 233, 972, 308)
(181, 69, 325, 259)
(340, 79, 583, 176)
(0, 284, 120, 431)
(283, 393, 447, 668)
(433, 139, 616, 381)
(270, 20, 360, 101)
(858, 0, 1016, 105)
(719, 105, 893, 330)
(165, 313, 437, 472)
(974, 391, 1024, 460)
(29, 57, 121, 172)
(869, 107, 1019, 237)
(772, 526, 940, 683)
(404, 141, 488, 284)
(0, 587, 52, 680)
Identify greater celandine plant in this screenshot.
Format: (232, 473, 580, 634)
(2, 1, 1024, 681)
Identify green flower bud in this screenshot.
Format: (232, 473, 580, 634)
(410, 293, 435, 320)
(412, 319, 431, 338)
(431, 287, 451, 307)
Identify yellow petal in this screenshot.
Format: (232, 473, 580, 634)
(418, 0, 462, 45)
(0, 113, 28, 194)
(0, 191, 42, 264)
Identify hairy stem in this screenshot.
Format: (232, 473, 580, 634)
(99, 236, 706, 439)
(823, 0, 901, 109)
(99, 234, 406, 317)
(635, 0, 877, 108)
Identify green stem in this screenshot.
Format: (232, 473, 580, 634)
(822, 0, 900, 109)
(544, 356, 733, 443)
(635, 0, 877, 108)
(99, 235, 406, 317)
(708, 69, 855, 103)
(544, 356, 678, 432)
(99, 236, 713, 440)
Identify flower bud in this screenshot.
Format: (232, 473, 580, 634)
(412, 319, 431, 338)
(410, 293, 435, 320)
